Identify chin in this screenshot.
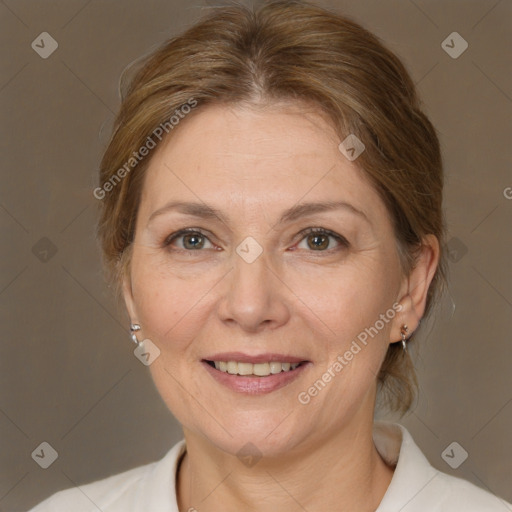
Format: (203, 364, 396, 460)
(186, 407, 311, 459)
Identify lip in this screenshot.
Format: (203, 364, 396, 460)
(203, 352, 306, 364)
(201, 357, 311, 395)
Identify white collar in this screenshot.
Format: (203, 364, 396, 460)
(372, 421, 438, 511)
(125, 421, 506, 511)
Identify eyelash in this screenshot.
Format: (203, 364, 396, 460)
(163, 227, 349, 253)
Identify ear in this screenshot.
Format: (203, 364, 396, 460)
(392, 234, 440, 340)
(122, 270, 138, 323)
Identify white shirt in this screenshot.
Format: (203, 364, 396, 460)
(28, 421, 511, 511)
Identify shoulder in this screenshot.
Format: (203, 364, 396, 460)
(426, 470, 512, 511)
(28, 464, 149, 512)
(27, 440, 186, 512)
(374, 422, 511, 512)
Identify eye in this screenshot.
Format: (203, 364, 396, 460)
(162, 227, 348, 253)
(163, 228, 215, 251)
(295, 227, 348, 252)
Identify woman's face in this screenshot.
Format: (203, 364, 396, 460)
(124, 102, 411, 456)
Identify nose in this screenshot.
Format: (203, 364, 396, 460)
(216, 245, 291, 333)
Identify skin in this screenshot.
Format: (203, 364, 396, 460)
(123, 101, 439, 512)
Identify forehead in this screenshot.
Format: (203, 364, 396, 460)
(139, 102, 386, 221)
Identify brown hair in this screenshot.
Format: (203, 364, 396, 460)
(97, 0, 446, 415)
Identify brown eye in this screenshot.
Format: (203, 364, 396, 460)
(307, 233, 330, 250)
(297, 228, 348, 252)
(182, 233, 206, 250)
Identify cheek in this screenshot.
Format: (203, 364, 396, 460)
(298, 259, 400, 393)
(129, 250, 223, 354)
(298, 257, 398, 338)
(129, 257, 219, 426)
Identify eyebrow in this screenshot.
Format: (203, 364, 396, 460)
(147, 199, 370, 226)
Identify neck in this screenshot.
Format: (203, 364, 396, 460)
(177, 413, 394, 512)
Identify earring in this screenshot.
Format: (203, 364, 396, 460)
(400, 325, 409, 353)
(130, 324, 141, 346)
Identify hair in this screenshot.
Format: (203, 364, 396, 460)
(97, 0, 446, 415)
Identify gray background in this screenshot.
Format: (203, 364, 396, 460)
(1, 0, 511, 510)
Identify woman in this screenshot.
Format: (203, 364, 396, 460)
(29, 1, 511, 511)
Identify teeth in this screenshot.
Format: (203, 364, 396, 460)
(211, 361, 301, 377)
(237, 362, 253, 376)
(269, 362, 283, 374)
(253, 363, 270, 376)
(227, 361, 238, 375)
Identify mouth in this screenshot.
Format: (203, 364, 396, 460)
(201, 354, 311, 394)
(203, 360, 306, 376)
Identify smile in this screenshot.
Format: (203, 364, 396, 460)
(206, 360, 303, 377)
(202, 357, 311, 394)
